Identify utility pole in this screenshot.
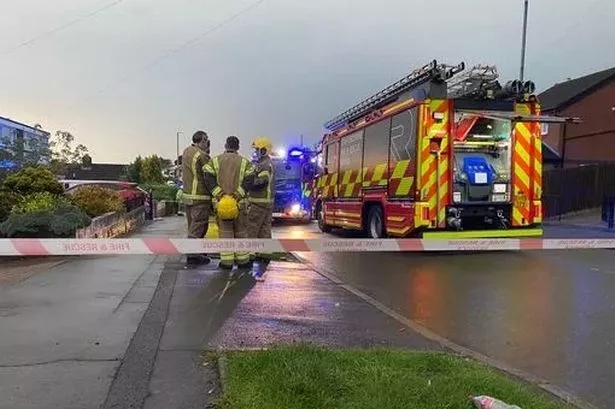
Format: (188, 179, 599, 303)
(519, 0, 529, 82)
(300, 134, 304, 147)
(176, 131, 182, 163)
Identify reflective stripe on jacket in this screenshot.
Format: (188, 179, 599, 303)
(203, 151, 255, 201)
(249, 156, 275, 208)
(181, 145, 211, 201)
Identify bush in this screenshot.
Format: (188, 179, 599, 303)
(12, 192, 70, 214)
(69, 185, 124, 217)
(141, 183, 178, 201)
(0, 204, 91, 238)
(2, 166, 63, 196)
(0, 188, 19, 222)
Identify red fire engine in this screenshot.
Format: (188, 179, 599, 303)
(313, 60, 577, 238)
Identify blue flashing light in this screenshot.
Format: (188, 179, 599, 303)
(288, 147, 303, 158)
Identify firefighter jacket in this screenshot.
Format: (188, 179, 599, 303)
(181, 145, 211, 202)
(203, 151, 255, 204)
(248, 155, 275, 209)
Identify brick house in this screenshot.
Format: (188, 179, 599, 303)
(539, 66, 615, 165)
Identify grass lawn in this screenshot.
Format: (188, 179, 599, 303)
(219, 345, 575, 409)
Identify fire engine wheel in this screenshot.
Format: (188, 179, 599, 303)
(317, 205, 332, 233)
(367, 206, 385, 239)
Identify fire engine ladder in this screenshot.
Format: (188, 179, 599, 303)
(324, 60, 465, 132)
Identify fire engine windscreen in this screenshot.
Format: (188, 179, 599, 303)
(452, 112, 512, 203)
(273, 159, 301, 181)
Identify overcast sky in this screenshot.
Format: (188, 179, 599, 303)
(1, 0, 613, 163)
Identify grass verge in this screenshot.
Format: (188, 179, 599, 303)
(219, 345, 575, 409)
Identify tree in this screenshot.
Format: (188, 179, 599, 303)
(49, 131, 89, 174)
(140, 155, 165, 184)
(125, 156, 144, 183)
(2, 166, 64, 196)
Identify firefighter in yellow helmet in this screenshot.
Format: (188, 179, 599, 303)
(203, 136, 255, 270)
(248, 137, 275, 274)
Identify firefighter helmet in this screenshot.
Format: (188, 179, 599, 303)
(252, 137, 272, 157)
(217, 195, 239, 220)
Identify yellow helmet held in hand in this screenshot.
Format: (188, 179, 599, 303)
(217, 194, 239, 220)
(252, 137, 273, 156)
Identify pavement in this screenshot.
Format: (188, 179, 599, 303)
(2, 214, 615, 409)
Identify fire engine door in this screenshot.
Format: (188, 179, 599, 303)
(417, 100, 452, 229)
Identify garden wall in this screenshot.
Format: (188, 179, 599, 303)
(75, 206, 146, 238)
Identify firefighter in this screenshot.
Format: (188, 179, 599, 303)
(203, 136, 255, 270)
(248, 137, 275, 268)
(181, 130, 211, 265)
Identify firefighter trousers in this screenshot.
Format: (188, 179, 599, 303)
(247, 204, 272, 259)
(217, 208, 250, 268)
(185, 201, 210, 239)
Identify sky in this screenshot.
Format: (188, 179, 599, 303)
(1, 0, 613, 163)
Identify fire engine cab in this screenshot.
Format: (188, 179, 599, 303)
(314, 60, 578, 239)
(271, 146, 318, 222)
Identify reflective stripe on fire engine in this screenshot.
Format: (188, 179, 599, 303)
(530, 103, 543, 225)
(362, 163, 388, 188)
(389, 159, 415, 197)
(512, 103, 534, 227)
(419, 100, 448, 227)
(422, 228, 543, 239)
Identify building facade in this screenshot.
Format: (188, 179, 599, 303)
(0, 116, 51, 170)
(539, 67, 615, 165)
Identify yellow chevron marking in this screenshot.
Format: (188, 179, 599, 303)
(512, 207, 527, 226)
(391, 160, 409, 179)
(517, 124, 533, 141)
(344, 183, 356, 197)
(514, 167, 531, 191)
(373, 163, 386, 180)
(514, 142, 531, 166)
(395, 176, 415, 196)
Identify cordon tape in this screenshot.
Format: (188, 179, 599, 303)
(1, 238, 615, 256)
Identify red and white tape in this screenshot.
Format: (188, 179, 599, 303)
(1, 238, 615, 256)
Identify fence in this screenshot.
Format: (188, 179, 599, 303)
(543, 162, 615, 218)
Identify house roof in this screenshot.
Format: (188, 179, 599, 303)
(538, 66, 615, 112)
(0, 116, 51, 136)
(61, 163, 128, 181)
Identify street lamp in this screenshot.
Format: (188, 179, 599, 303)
(176, 131, 183, 163)
(519, 0, 529, 82)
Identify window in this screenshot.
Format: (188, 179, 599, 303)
(390, 108, 418, 162)
(363, 118, 390, 169)
(325, 141, 339, 174)
(541, 123, 549, 136)
(339, 130, 363, 173)
(273, 159, 301, 180)
(454, 113, 511, 142)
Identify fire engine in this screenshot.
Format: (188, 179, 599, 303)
(271, 146, 318, 222)
(314, 60, 577, 238)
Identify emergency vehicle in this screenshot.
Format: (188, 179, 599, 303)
(314, 60, 578, 238)
(271, 146, 318, 221)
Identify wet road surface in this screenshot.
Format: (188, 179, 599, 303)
(273, 220, 615, 409)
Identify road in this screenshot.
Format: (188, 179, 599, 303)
(273, 220, 615, 409)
